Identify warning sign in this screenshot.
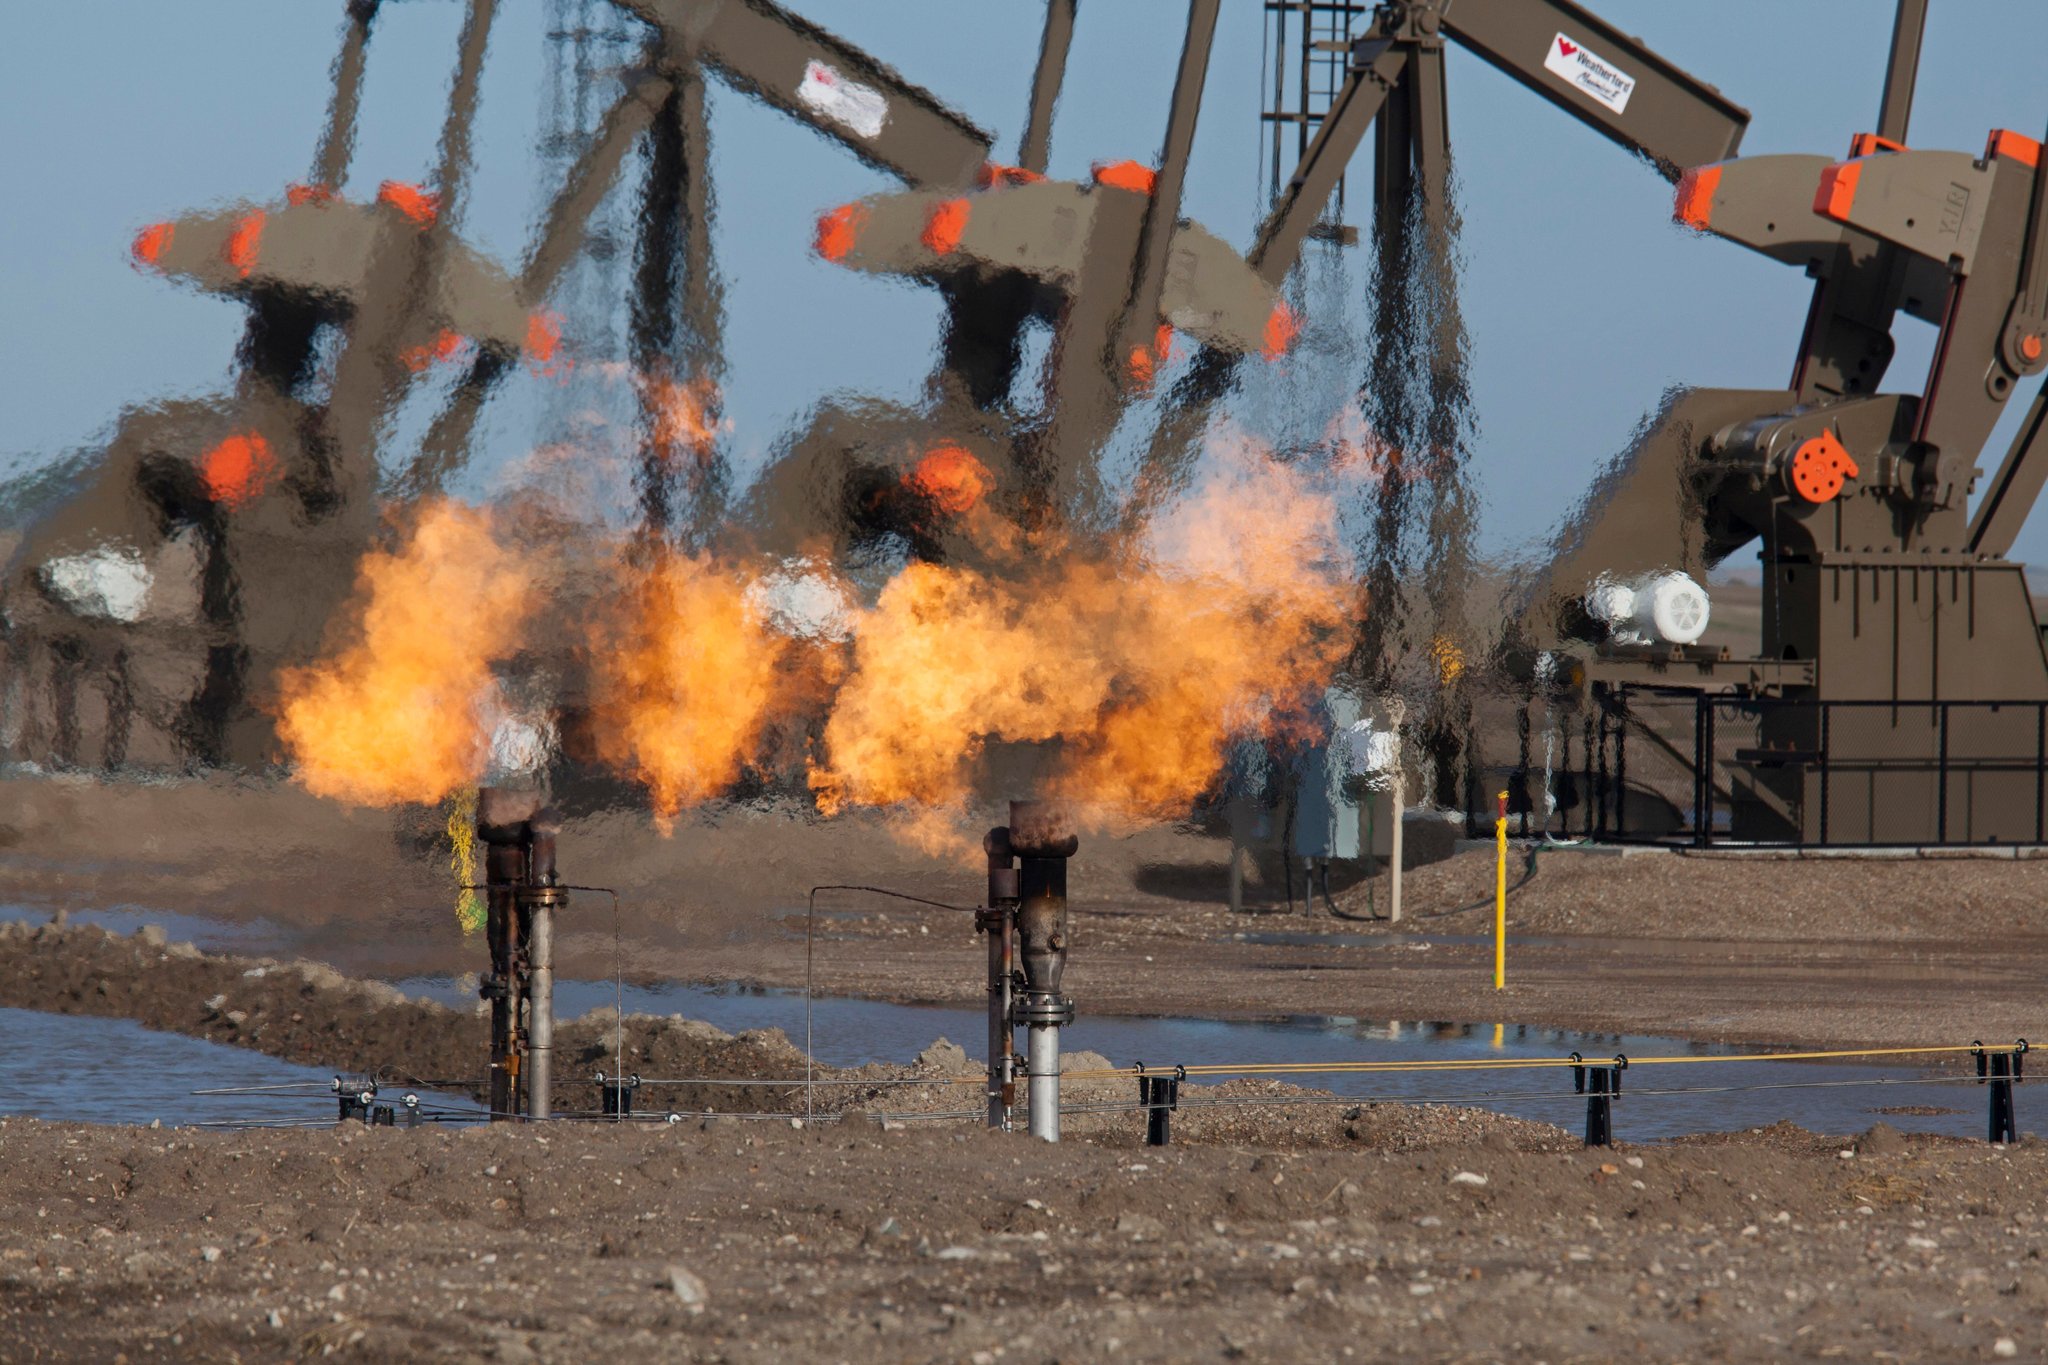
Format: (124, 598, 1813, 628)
(1542, 33, 1636, 115)
(797, 60, 889, 140)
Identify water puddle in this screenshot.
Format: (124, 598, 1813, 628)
(0, 1007, 480, 1129)
(0, 903, 294, 956)
(389, 975, 1992, 1142)
(3, 905, 2000, 1142)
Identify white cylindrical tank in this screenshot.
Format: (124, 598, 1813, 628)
(1585, 571, 1711, 646)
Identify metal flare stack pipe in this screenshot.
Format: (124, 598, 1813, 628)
(1006, 800, 1078, 1142)
(476, 787, 569, 1122)
(979, 826, 1021, 1129)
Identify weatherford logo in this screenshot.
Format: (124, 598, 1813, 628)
(1543, 32, 1636, 115)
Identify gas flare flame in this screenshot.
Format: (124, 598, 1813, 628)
(588, 551, 790, 824)
(809, 440, 1356, 842)
(278, 435, 1357, 848)
(276, 501, 532, 805)
(638, 369, 724, 470)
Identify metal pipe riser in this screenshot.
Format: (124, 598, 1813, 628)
(1016, 992, 1073, 1143)
(982, 824, 1020, 1129)
(519, 885, 567, 1121)
(481, 842, 525, 1119)
(1026, 1018, 1061, 1143)
(1004, 801, 1077, 1144)
(981, 901, 1017, 1128)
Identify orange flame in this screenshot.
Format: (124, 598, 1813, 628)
(588, 553, 791, 824)
(641, 371, 722, 461)
(276, 501, 532, 805)
(810, 441, 1354, 839)
(524, 310, 564, 372)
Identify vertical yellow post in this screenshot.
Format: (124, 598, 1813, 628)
(1493, 790, 1508, 990)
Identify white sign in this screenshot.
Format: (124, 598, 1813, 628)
(1542, 32, 1636, 115)
(796, 60, 889, 140)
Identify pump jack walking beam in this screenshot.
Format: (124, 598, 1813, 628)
(1127, 0, 1749, 520)
(408, 0, 1000, 499)
(1254, 0, 1745, 283)
(618, 0, 991, 187)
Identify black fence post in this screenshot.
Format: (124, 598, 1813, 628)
(1937, 703, 1951, 845)
(1977, 1041, 2026, 1144)
(1615, 698, 1629, 839)
(1573, 1054, 1625, 1147)
(1819, 700, 1832, 847)
(1595, 700, 1611, 838)
(2035, 703, 2045, 845)
(1697, 700, 1717, 847)
(1583, 710, 1597, 839)
(598, 1072, 640, 1119)
(1138, 1066, 1182, 1147)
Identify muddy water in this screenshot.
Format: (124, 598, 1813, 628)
(342, 977, 2005, 1142)
(0, 1007, 481, 1128)
(1, 905, 1998, 1141)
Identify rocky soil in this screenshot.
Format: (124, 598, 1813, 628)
(6, 904, 2048, 1361)
(3, 1112, 2043, 1363)
(8, 772, 2048, 1051)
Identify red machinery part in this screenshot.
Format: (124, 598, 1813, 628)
(1788, 430, 1861, 504)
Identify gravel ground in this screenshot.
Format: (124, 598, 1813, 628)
(7, 909, 2048, 1361)
(7, 774, 2048, 1051)
(3, 1113, 2043, 1363)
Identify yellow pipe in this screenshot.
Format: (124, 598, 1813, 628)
(1494, 790, 1508, 990)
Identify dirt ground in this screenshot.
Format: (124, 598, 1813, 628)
(8, 820, 2048, 1360)
(3, 1110, 2044, 1363)
(5, 775, 2048, 1052)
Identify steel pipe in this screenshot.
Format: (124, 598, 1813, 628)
(525, 889, 556, 1120)
(983, 825, 1020, 1129)
(1009, 800, 1076, 1143)
(1026, 1021, 1061, 1142)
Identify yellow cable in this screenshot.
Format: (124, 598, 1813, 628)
(930, 1043, 2022, 1086)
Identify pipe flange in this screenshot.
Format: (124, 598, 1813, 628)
(1013, 995, 1075, 1027)
(515, 885, 570, 910)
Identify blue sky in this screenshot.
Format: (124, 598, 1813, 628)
(5, 1, 2047, 570)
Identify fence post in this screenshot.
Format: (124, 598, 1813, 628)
(1977, 1040, 2026, 1144)
(1615, 697, 1629, 838)
(1595, 700, 1611, 838)
(1572, 1054, 1625, 1147)
(2036, 703, 2044, 845)
(1699, 700, 1716, 847)
(1138, 1066, 1181, 1147)
(1937, 702, 1951, 845)
(1583, 710, 1597, 839)
(1819, 700, 1832, 846)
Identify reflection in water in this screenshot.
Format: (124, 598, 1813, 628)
(0, 1007, 476, 1129)
(1, 904, 1990, 1141)
(387, 974, 1984, 1142)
